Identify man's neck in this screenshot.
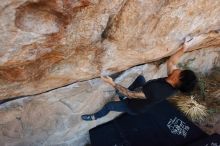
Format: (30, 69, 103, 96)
(165, 77, 176, 88)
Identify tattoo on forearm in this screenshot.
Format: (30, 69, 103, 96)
(114, 84, 145, 99)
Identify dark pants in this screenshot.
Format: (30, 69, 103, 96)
(94, 75, 146, 119)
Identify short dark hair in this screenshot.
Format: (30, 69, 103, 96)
(178, 70, 197, 93)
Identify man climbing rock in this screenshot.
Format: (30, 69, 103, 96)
(81, 40, 198, 121)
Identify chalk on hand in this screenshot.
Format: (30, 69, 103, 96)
(185, 35, 193, 43)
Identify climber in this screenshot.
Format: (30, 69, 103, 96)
(81, 40, 198, 121)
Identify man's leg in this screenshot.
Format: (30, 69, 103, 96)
(81, 100, 134, 121)
(128, 75, 146, 90)
(117, 75, 146, 100)
(81, 75, 145, 121)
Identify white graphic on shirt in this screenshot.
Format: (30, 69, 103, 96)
(205, 143, 220, 146)
(167, 117, 190, 138)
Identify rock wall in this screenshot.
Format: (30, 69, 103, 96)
(0, 0, 220, 100)
(0, 48, 219, 146)
(0, 0, 220, 145)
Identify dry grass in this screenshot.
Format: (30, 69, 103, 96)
(169, 96, 207, 122)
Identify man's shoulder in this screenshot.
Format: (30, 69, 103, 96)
(145, 77, 167, 84)
(143, 77, 176, 91)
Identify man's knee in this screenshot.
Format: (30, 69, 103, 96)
(137, 75, 145, 80)
(136, 75, 145, 83)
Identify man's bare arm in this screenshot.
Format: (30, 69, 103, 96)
(167, 36, 194, 75)
(114, 84, 146, 99)
(167, 46, 185, 75)
(101, 76, 146, 99)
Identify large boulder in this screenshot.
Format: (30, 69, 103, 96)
(0, 0, 220, 100)
(0, 48, 219, 146)
(0, 0, 220, 145)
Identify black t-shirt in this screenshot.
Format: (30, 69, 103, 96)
(125, 77, 177, 113)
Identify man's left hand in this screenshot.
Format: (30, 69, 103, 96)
(101, 76, 116, 87)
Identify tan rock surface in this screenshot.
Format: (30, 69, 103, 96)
(0, 0, 220, 145)
(0, 49, 219, 146)
(0, 0, 220, 100)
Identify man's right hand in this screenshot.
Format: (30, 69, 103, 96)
(183, 36, 193, 52)
(101, 76, 116, 87)
(183, 35, 203, 52)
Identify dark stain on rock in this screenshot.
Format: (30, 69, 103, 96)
(103, 0, 128, 41)
(101, 15, 116, 41)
